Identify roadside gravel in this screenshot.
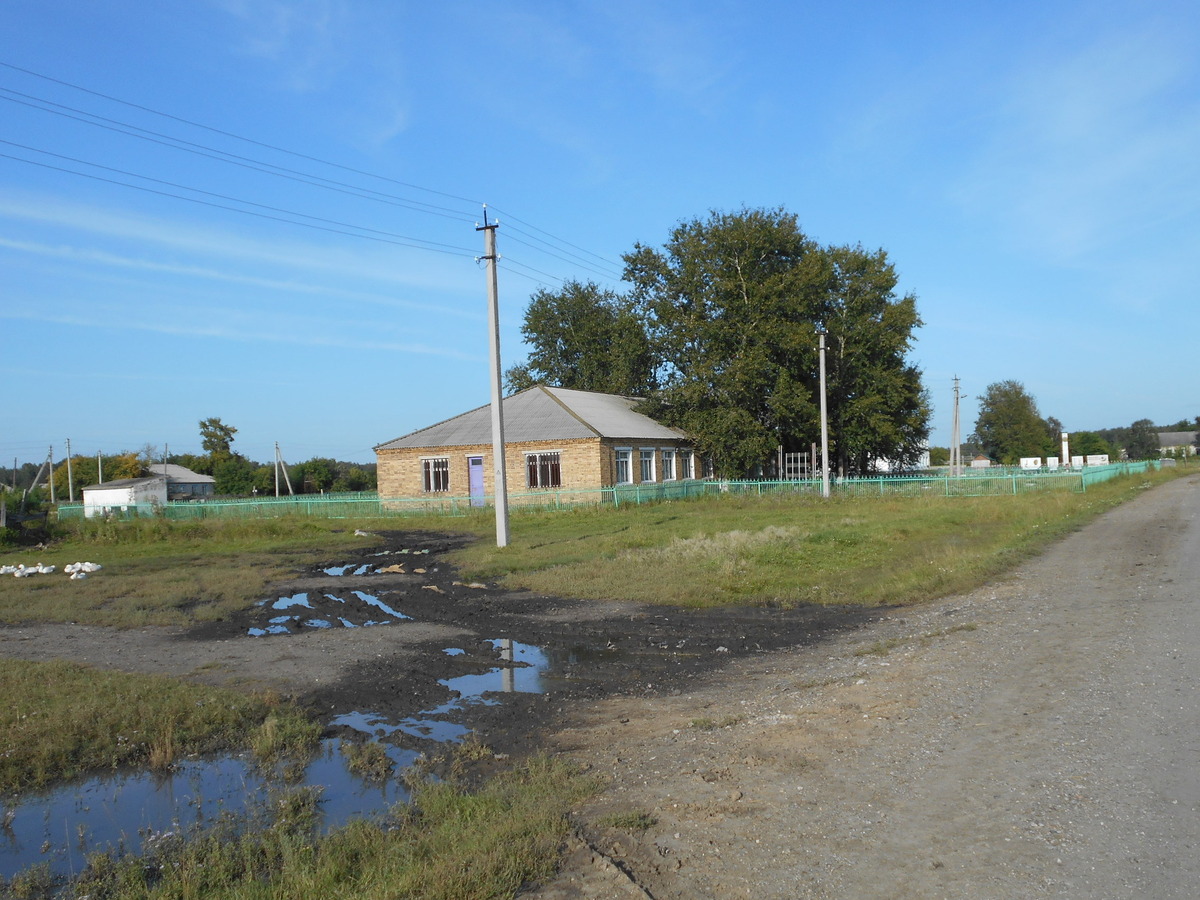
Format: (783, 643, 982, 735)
(534, 474, 1200, 899)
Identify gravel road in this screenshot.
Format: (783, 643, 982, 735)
(535, 473, 1200, 898)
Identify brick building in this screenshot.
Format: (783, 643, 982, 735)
(375, 386, 696, 503)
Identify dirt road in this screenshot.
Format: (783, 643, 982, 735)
(536, 474, 1200, 898)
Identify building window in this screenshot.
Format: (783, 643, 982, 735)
(526, 452, 562, 489)
(680, 450, 694, 479)
(640, 448, 656, 483)
(662, 449, 676, 481)
(422, 457, 449, 492)
(615, 448, 632, 484)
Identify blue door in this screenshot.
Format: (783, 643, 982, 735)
(468, 456, 485, 507)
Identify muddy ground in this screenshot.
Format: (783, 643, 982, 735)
(2, 474, 1199, 898)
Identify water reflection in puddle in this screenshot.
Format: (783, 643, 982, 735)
(0, 739, 411, 881)
(332, 640, 552, 748)
(1, 612, 565, 883)
(249, 591, 408, 636)
(323, 564, 375, 576)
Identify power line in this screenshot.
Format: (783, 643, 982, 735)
(0, 61, 484, 206)
(0, 151, 478, 256)
(0, 89, 477, 223)
(490, 205, 624, 270)
(500, 229, 623, 282)
(0, 61, 624, 287)
(0, 138, 478, 254)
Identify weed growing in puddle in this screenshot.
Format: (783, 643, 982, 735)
(341, 739, 394, 783)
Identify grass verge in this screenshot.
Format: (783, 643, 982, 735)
(0, 658, 317, 793)
(449, 466, 1187, 607)
(0, 517, 400, 627)
(45, 754, 597, 900)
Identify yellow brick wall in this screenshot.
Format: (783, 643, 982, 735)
(377, 438, 696, 499)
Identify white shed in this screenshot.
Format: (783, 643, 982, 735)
(82, 476, 168, 519)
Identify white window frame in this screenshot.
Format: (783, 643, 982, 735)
(615, 447, 632, 484)
(680, 449, 695, 479)
(525, 450, 562, 489)
(661, 448, 676, 481)
(639, 447, 656, 483)
(421, 456, 450, 493)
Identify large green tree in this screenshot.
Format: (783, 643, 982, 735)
(824, 244, 929, 474)
(199, 418, 237, 466)
(1125, 418, 1160, 459)
(623, 208, 830, 476)
(505, 280, 657, 396)
(623, 208, 928, 477)
(1069, 431, 1113, 458)
(971, 381, 1052, 465)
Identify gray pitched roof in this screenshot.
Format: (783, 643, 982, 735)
(375, 386, 688, 451)
(82, 476, 167, 492)
(1157, 431, 1197, 448)
(150, 463, 215, 484)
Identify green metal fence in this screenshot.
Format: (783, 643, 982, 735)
(53, 461, 1159, 523)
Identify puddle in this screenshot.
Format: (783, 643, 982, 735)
(332, 640, 553, 748)
(0, 636, 563, 883)
(249, 591, 408, 636)
(0, 738, 412, 881)
(272, 592, 312, 611)
(323, 564, 375, 576)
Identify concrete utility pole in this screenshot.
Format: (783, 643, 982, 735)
(48, 445, 55, 504)
(818, 331, 830, 499)
(65, 437, 74, 502)
(275, 443, 294, 496)
(950, 376, 962, 477)
(477, 206, 510, 547)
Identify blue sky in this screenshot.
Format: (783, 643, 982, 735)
(2, 1, 1197, 466)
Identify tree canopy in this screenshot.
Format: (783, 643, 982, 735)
(199, 417, 237, 464)
(506, 208, 932, 477)
(971, 381, 1053, 464)
(624, 208, 928, 476)
(504, 280, 657, 396)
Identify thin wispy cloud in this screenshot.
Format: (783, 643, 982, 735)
(0, 235, 482, 318)
(0, 305, 481, 360)
(0, 192, 482, 294)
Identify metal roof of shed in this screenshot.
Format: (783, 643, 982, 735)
(375, 386, 687, 451)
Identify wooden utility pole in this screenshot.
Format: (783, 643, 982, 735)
(477, 206, 510, 547)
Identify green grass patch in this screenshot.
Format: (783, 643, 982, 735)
(449, 466, 1185, 608)
(57, 755, 597, 900)
(0, 517, 400, 627)
(0, 658, 316, 793)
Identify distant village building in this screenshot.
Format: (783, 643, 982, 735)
(149, 463, 215, 500)
(82, 476, 168, 518)
(375, 386, 696, 503)
(1156, 431, 1198, 457)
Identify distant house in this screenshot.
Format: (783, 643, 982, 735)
(149, 463, 216, 500)
(375, 386, 697, 504)
(1156, 431, 1197, 457)
(82, 476, 168, 518)
(969, 455, 993, 468)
